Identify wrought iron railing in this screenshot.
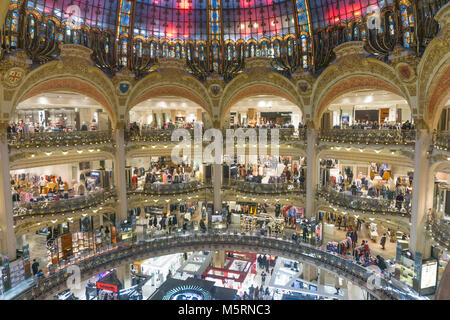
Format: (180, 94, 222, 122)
(13, 189, 116, 218)
(430, 218, 450, 250)
(319, 129, 416, 146)
(13, 231, 426, 301)
(317, 187, 411, 216)
(433, 131, 450, 150)
(229, 180, 306, 195)
(7, 130, 113, 149)
(125, 129, 191, 143)
(128, 181, 208, 196)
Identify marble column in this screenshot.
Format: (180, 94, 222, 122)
(305, 128, 318, 219)
(301, 263, 318, 282)
(116, 264, 132, 289)
(410, 129, 431, 258)
(0, 124, 16, 259)
(213, 163, 222, 221)
(347, 281, 365, 300)
(114, 123, 128, 222)
(212, 250, 226, 268)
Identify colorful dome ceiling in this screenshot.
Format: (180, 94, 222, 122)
(22, 0, 401, 42)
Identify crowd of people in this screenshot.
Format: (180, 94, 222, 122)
(11, 172, 102, 210)
(6, 119, 99, 135)
(229, 121, 304, 130)
(329, 165, 412, 211)
(334, 120, 415, 130)
(128, 120, 201, 135)
(232, 157, 305, 187)
(131, 162, 199, 190)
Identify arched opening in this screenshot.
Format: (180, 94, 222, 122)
(13, 77, 117, 127)
(319, 89, 412, 130)
(433, 98, 450, 132)
(225, 95, 303, 129)
(127, 96, 206, 130)
(221, 83, 301, 128)
(127, 85, 212, 127)
(12, 92, 112, 132)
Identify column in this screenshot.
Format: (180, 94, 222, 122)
(410, 129, 431, 257)
(347, 281, 365, 300)
(0, 124, 16, 260)
(305, 127, 318, 219)
(301, 263, 318, 282)
(116, 264, 132, 289)
(114, 122, 128, 222)
(212, 250, 226, 268)
(213, 163, 222, 223)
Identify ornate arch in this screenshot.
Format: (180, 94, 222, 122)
(126, 72, 213, 121)
(418, 40, 450, 129)
(220, 72, 303, 128)
(312, 57, 411, 129)
(10, 61, 118, 126)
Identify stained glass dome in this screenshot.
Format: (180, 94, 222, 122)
(3, 0, 445, 79)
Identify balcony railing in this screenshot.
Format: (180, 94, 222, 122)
(430, 218, 450, 250)
(125, 129, 192, 143)
(433, 131, 450, 151)
(317, 187, 411, 216)
(224, 128, 306, 142)
(13, 189, 116, 218)
(7, 131, 114, 149)
(229, 180, 306, 195)
(14, 230, 425, 301)
(125, 128, 306, 144)
(128, 181, 208, 196)
(319, 129, 416, 146)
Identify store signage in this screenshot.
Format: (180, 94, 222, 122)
(420, 260, 438, 290)
(97, 282, 118, 293)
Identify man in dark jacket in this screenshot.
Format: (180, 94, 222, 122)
(380, 233, 387, 250)
(199, 219, 207, 232)
(32, 259, 39, 276)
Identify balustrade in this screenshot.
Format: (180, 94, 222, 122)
(128, 181, 207, 196)
(13, 189, 116, 218)
(317, 187, 411, 216)
(229, 180, 306, 195)
(14, 230, 425, 301)
(8, 131, 113, 149)
(319, 129, 416, 146)
(433, 131, 450, 150)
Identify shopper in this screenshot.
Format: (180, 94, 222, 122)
(199, 218, 207, 232)
(32, 259, 39, 276)
(380, 233, 387, 250)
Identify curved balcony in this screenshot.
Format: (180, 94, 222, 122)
(317, 187, 411, 217)
(13, 189, 117, 221)
(319, 129, 416, 146)
(7, 131, 114, 150)
(429, 218, 450, 250)
(229, 180, 306, 195)
(128, 181, 207, 196)
(15, 231, 425, 301)
(433, 131, 450, 151)
(125, 129, 193, 143)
